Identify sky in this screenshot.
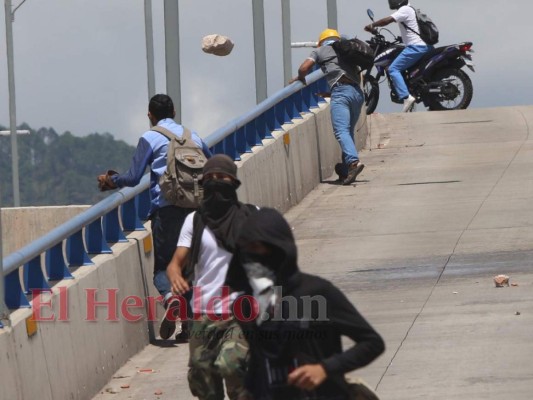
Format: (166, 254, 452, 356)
(0, 0, 532, 146)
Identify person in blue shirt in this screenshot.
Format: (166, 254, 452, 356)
(97, 94, 212, 342)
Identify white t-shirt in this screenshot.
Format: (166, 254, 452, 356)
(177, 211, 239, 315)
(391, 5, 426, 46)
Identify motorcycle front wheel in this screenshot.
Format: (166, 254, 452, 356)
(427, 68, 473, 111)
(363, 75, 380, 115)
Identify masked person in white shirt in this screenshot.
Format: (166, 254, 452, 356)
(364, 0, 434, 112)
(167, 154, 257, 400)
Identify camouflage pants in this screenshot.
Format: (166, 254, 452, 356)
(188, 315, 250, 400)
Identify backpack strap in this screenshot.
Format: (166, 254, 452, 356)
(183, 211, 205, 283)
(152, 125, 191, 145)
(151, 125, 175, 140)
(184, 204, 257, 282)
(181, 127, 192, 142)
(401, 6, 423, 41)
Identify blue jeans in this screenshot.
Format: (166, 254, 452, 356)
(330, 83, 364, 167)
(389, 45, 432, 100)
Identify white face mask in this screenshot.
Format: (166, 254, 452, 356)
(243, 261, 276, 325)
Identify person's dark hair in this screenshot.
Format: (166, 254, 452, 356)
(149, 94, 174, 122)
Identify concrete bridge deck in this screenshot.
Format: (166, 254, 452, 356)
(93, 107, 533, 400)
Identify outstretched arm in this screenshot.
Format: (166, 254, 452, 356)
(320, 282, 385, 375)
(365, 16, 395, 32)
(289, 59, 315, 85)
(112, 137, 153, 187)
(167, 246, 191, 295)
(288, 281, 385, 391)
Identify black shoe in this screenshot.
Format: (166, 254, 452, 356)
(159, 297, 180, 340)
(335, 163, 348, 182)
(342, 162, 365, 186)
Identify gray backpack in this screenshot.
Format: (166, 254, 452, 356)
(402, 6, 439, 46)
(152, 126, 207, 209)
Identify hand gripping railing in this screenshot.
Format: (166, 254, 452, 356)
(1, 69, 327, 314)
(2, 176, 152, 309)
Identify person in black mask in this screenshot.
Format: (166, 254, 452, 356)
(226, 208, 385, 400)
(167, 154, 256, 400)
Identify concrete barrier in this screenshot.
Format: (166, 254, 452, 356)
(0, 101, 368, 399)
(237, 101, 368, 210)
(1, 229, 155, 400)
(1, 206, 90, 256)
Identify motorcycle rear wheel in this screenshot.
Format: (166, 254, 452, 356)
(427, 68, 473, 111)
(363, 75, 380, 115)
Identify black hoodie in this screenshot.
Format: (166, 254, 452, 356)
(226, 208, 385, 400)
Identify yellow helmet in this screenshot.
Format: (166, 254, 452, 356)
(318, 28, 340, 46)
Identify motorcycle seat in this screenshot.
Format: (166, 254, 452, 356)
(407, 46, 447, 72)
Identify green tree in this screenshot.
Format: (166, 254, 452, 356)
(0, 124, 136, 207)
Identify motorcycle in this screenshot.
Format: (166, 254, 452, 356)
(363, 9, 475, 114)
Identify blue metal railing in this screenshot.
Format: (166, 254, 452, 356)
(205, 69, 326, 157)
(1, 70, 327, 312)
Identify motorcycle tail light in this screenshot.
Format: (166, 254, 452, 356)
(459, 43, 473, 53)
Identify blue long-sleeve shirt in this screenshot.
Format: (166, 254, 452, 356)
(112, 118, 212, 216)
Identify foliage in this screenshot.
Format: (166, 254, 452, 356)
(0, 124, 136, 207)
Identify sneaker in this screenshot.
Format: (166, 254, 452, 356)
(342, 162, 365, 186)
(175, 322, 190, 343)
(402, 95, 416, 112)
(159, 297, 180, 340)
(335, 163, 347, 182)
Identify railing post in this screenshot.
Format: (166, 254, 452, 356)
(266, 107, 283, 132)
(137, 190, 151, 221)
(67, 230, 94, 267)
(4, 269, 30, 309)
(284, 96, 300, 121)
(23, 256, 51, 294)
(245, 121, 262, 149)
(275, 101, 290, 127)
(212, 142, 224, 156)
(302, 84, 319, 109)
(223, 134, 239, 161)
(255, 113, 273, 140)
(46, 243, 73, 281)
(317, 78, 329, 96)
(294, 90, 305, 114)
(235, 127, 251, 154)
(122, 198, 145, 231)
(104, 208, 128, 244)
(86, 219, 112, 254)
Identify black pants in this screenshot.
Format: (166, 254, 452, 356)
(150, 206, 193, 296)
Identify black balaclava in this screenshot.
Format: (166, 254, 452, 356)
(198, 154, 252, 253)
(226, 207, 300, 295)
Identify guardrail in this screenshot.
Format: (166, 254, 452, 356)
(1, 69, 327, 315)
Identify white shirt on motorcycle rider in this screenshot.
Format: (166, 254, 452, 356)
(391, 5, 426, 47)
